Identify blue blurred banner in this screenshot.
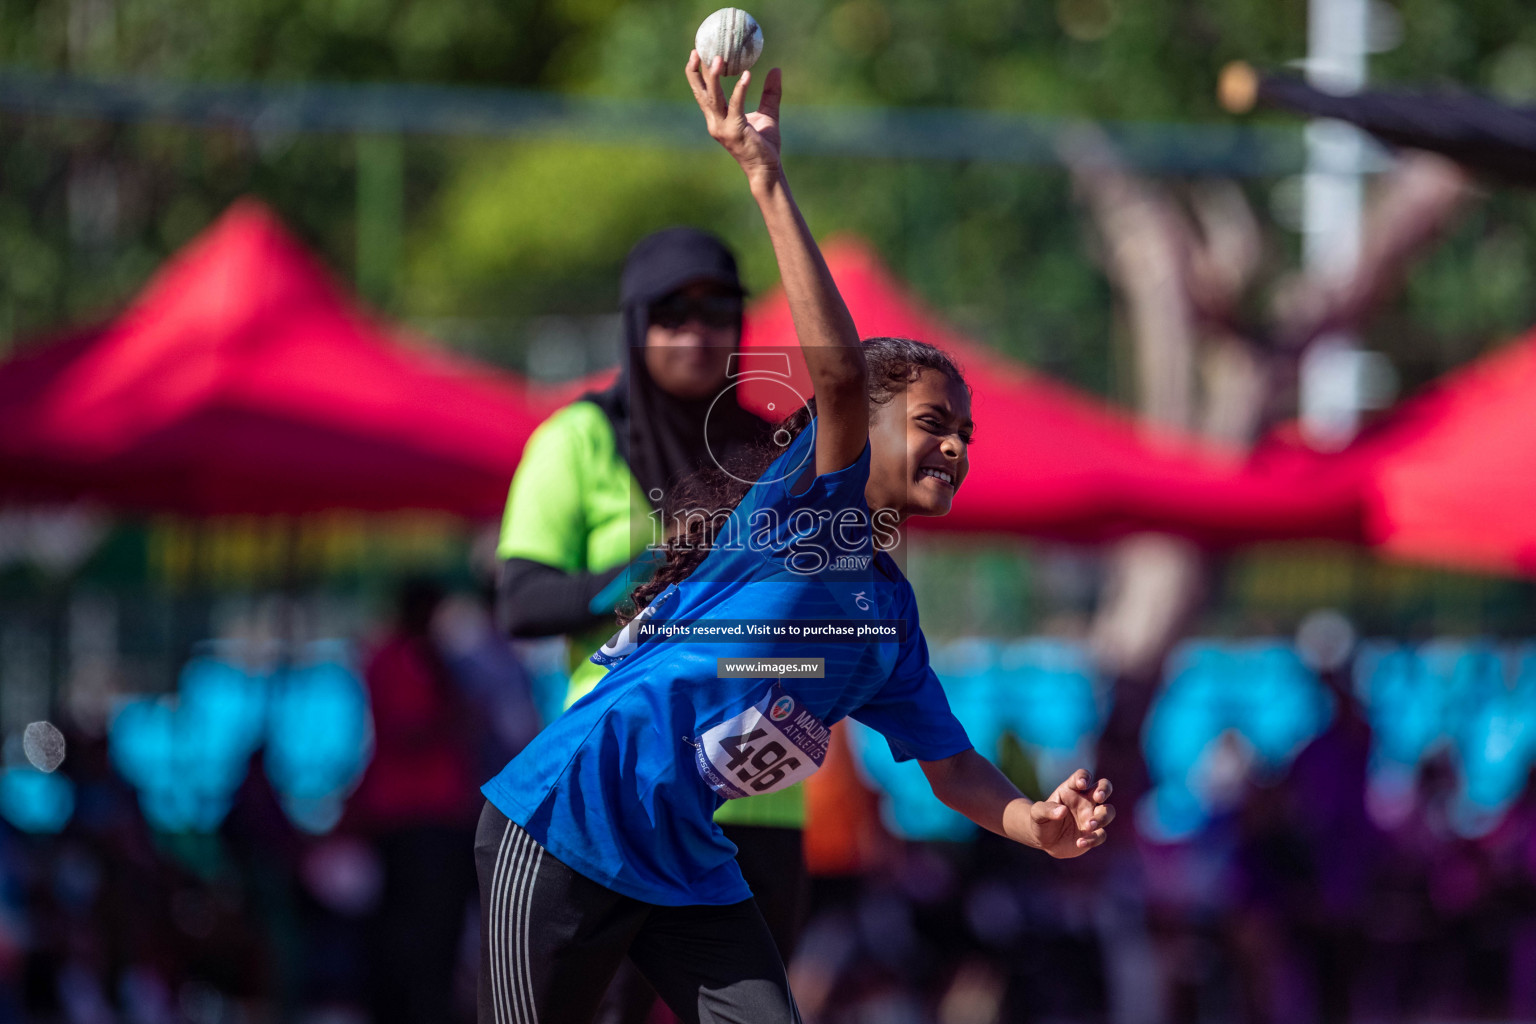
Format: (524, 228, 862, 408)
(102, 641, 371, 836)
(845, 636, 1536, 844)
(15, 633, 1534, 845)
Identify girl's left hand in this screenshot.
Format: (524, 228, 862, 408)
(1028, 770, 1115, 858)
(686, 50, 783, 190)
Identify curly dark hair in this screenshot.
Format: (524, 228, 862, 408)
(621, 337, 968, 623)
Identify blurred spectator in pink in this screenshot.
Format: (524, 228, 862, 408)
(347, 579, 479, 1024)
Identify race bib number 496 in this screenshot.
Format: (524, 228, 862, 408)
(695, 686, 829, 800)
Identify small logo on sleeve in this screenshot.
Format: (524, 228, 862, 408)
(590, 587, 676, 668)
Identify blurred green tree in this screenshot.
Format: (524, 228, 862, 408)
(0, 0, 1532, 403)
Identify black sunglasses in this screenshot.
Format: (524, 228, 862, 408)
(648, 294, 742, 330)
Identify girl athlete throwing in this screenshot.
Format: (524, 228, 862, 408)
(475, 54, 1116, 1024)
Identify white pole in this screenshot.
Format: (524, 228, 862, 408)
(1300, 0, 1371, 448)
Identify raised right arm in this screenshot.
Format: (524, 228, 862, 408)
(686, 54, 868, 477)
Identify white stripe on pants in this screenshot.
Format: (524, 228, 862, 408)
(488, 820, 544, 1024)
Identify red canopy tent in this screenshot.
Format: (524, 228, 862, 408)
(0, 206, 1367, 547)
(736, 241, 1366, 543)
(0, 201, 556, 519)
(1245, 327, 1536, 577)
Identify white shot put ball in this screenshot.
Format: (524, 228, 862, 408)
(695, 8, 763, 77)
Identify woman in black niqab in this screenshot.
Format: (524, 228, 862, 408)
(499, 226, 769, 639)
(585, 226, 772, 505)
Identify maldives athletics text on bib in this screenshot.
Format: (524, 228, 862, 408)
(695, 683, 830, 799)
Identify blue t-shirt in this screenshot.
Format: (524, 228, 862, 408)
(481, 418, 972, 906)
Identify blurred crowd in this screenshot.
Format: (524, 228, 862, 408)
(0, 579, 540, 1024)
(799, 665, 1536, 1024)
(5, 585, 1536, 1024)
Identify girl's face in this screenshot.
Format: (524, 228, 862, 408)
(864, 369, 973, 521)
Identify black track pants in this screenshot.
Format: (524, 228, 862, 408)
(474, 801, 801, 1024)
